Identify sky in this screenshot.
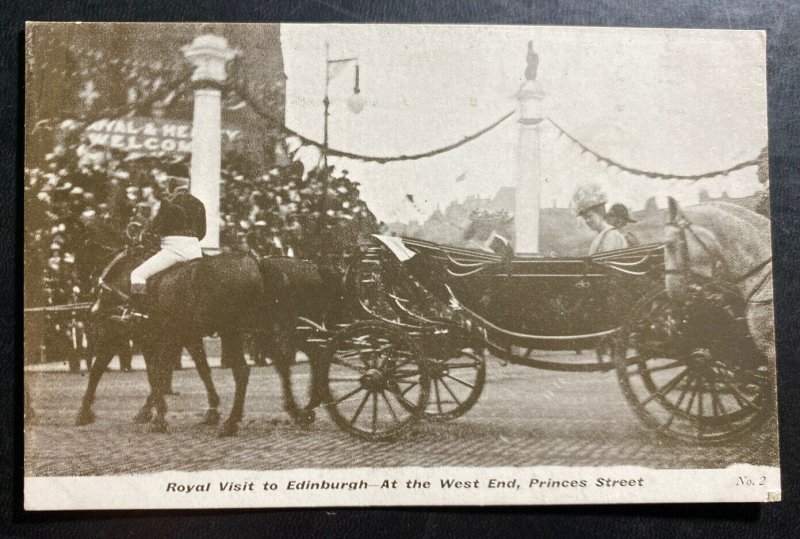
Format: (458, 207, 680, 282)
(281, 24, 767, 223)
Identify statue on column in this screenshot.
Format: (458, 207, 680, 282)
(525, 41, 539, 81)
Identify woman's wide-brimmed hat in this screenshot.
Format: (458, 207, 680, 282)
(572, 183, 607, 216)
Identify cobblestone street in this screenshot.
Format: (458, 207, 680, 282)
(24, 352, 779, 476)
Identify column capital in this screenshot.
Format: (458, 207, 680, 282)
(516, 79, 546, 123)
(517, 42, 546, 123)
(181, 34, 238, 83)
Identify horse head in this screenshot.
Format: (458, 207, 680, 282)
(664, 197, 724, 298)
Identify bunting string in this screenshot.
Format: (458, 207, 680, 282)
(233, 83, 765, 180)
(545, 117, 762, 181)
(233, 81, 515, 163)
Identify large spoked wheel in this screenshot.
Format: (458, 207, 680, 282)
(424, 349, 486, 421)
(614, 287, 774, 444)
(321, 321, 430, 441)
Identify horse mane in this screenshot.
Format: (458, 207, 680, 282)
(701, 201, 771, 236)
(684, 203, 770, 248)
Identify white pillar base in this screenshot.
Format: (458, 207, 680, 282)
(190, 88, 223, 253)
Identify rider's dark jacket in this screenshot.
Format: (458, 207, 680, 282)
(150, 192, 207, 240)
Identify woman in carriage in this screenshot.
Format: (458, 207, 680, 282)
(572, 183, 629, 254)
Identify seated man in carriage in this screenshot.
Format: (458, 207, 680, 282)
(605, 203, 639, 247)
(572, 184, 628, 255)
(113, 170, 206, 324)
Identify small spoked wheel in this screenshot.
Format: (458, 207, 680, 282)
(321, 321, 430, 441)
(424, 349, 486, 421)
(614, 287, 774, 444)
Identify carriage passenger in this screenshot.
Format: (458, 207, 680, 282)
(572, 184, 628, 255)
(606, 203, 639, 247)
(114, 173, 206, 324)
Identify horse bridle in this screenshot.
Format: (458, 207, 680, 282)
(665, 217, 772, 304)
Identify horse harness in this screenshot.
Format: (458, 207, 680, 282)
(665, 218, 772, 305)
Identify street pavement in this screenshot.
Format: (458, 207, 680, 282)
(24, 351, 779, 476)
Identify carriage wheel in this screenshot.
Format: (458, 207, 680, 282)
(424, 349, 486, 421)
(321, 321, 430, 441)
(614, 287, 774, 444)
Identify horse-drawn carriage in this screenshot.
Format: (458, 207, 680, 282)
(74, 200, 774, 445)
(310, 223, 774, 445)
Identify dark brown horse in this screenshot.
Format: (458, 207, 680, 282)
(74, 224, 222, 427)
(77, 247, 340, 436)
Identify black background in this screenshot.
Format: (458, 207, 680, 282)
(2, 1, 799, 536)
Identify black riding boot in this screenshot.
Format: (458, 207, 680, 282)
(111, 293, 148, 326)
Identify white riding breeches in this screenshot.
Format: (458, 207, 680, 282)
(130, 236, 202, 294)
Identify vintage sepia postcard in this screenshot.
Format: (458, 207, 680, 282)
(23, 22, 779, 510)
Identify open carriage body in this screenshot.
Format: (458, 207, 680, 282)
(316, 235, 774, 445)
(382, 236, 663, 354)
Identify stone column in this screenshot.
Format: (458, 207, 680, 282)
(181, 35, 238, 254)
(514, 43, 546, 256)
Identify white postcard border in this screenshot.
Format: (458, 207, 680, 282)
(25, 464, 781, 510)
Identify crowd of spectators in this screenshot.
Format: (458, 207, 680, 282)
(219, 159, 378, 263)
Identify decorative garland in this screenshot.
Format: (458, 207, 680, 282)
(241, 78, 762, 180)
(65, 76, 763, 182)
(233, 81, 516, 164)
(546, 117, 762, 181)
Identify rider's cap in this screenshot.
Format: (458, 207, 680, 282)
(163, 176, 190, 196)
(606, 203, 637, 223)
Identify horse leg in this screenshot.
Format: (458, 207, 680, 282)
(150, 340, 179, 433)
(164, 349, 180, 395)
(273, 332, 314, 426)
(133, 351, 157, 424)
(24, 379, 36, 424)
(75, 338, 116, 426)
(747, 303, 776, 368)
(186, 338, 220, 425)
(304, 344, 323, 413)
(219, 332, 249, 437)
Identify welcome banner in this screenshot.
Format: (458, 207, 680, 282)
(83, 117, 242, 154)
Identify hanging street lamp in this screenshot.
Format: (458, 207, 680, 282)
(318, 42, 364, 258)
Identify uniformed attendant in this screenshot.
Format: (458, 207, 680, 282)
(572, 184, 628, 255)
(115, 173, 206, 323)
(605, 203, 639, 247)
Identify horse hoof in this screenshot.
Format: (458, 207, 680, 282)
(217, 422, 238, 437)
(200, 409, 221, 426)
(150, 418, 168, 433)
(75, 409, 96, 426)
(133, 409, 153, 424)
(295, 409, 316, 427)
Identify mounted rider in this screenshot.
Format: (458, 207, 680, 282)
(572, 184, 628, 255)
(114, 167, 206, 323)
